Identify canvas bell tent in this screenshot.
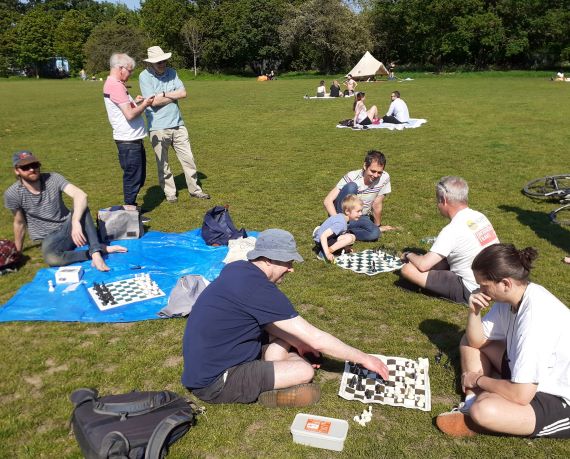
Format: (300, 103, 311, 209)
(347, 52, 388, 80)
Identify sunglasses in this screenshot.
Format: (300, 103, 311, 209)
(18, 162, 41, 171)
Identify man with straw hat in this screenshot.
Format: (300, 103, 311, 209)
(139, 46, 209, 204)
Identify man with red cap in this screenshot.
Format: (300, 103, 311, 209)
(3, 151, 127, 271)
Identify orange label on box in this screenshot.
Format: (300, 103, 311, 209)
(304, 419, 331, 434)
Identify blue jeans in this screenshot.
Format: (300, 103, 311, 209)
(41, 210, 102, 267)
(116, 140, 146, 206)
(334, 182, 380, 242)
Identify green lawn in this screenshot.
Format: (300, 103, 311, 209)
(0, 74, 569, 458)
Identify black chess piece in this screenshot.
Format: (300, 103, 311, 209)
(349, 375, 357, 388)
(365, 389, 374, 399)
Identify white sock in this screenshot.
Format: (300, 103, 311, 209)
(463, 393, 476, 410)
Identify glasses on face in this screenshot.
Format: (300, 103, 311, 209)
(121, 66, 133, 74)
(18, 162, 41, 171)
(155, 60, 167, 65)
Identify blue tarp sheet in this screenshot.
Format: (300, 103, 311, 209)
(0, 229, 236, 323)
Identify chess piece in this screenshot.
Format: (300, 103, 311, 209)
(48, 280, 55, 292)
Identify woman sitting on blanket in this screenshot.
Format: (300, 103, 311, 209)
(353, 92, 379, 126)
(317, 80, 327, 97)
(330, 80, 341, 97)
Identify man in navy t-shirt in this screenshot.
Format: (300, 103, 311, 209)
(182, 229, 388, 407)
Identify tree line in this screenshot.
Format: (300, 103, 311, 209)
(1, 0, 569, 78)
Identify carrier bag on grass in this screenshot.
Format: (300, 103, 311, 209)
(201, 205, 247, 246)
(70, 388, 196, 459)
(97, 206, 144, 241)
(0, 239, 21, 274)
(159, 275, 209, 318)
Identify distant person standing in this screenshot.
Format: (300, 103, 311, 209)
(103, 53, 154, 206)
(382, 91, 410, 124)
(343, 74, 357, 96)
(139, 46, 210, 203)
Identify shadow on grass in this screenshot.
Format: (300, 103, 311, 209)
(420, 319, 463, 393)
(499, 205, 570, 253)
(140, 172, 208, 212)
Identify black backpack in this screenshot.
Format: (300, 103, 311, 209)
(201, 205, 247, 246)
(70, 388, 197, 459)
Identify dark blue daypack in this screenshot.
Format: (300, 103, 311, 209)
(201, 206, 247, 246)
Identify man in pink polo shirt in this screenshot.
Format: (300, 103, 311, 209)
(103, 53, 154, 206)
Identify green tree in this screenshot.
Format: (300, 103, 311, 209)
(83, 17, 148, 74)
(0, 4, 21, 76)
(14, 7, 58, 77)
(54, 9, 92, 74)
(279, 0, 371, 73)
(198, 0, 289, 73)
(140, 0, 194, 67)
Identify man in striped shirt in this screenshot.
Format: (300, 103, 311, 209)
(323, 150, 394, 241)
(3, 151, 126, 272)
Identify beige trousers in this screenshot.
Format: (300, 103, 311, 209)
(149, 126, 202, 198)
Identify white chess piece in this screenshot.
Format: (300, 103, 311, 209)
(48, 280, 55, 292)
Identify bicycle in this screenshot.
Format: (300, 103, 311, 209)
(522, 174, 570, 226)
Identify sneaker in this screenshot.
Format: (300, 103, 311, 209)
(141, 215, 151, 223)
(258, 383, 321, 408)
(191, 191, 210, 200)
(166, 196, 178, 203)
(312, 226, 320, 238)
(435, 411, 478, 438)
(316, 250, 326, 262)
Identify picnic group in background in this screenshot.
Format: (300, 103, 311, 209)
(3, 50, 570, 443)
(349, 91, 411, 127)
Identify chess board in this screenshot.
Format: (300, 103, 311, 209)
(334, 249, 403, 275)
(87, 275, 165, 311)
(338, 355, 431, 411)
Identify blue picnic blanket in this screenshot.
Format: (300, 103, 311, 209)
(0, 229, 240, 323)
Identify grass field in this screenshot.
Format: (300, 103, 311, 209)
(1, 73, 569, 458)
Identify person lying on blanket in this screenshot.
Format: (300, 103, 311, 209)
(382, 90, 410, 124)
(3, 150, 127, 272)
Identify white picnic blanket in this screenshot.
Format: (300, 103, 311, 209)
(337, 118, 427, 131)
(304, 95, 346, 99)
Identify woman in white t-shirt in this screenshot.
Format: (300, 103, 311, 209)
(352, 92, 378, 126)
(316, 80, 327, 97)
(436, 243, 570, 438)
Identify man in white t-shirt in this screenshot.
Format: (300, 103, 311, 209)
(103, 53, 155, 206)
(400, 176, 499, 304)
(382, 91, 410, 124)
(323, 150, 393, 242)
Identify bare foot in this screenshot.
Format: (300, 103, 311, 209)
(91, 252, 110, 272)
(564, 256, 570, 265)
(103, 244, 128, 254)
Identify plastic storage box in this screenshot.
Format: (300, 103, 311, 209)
(290, 413, 349, 452)
(55, 266, 84, 284)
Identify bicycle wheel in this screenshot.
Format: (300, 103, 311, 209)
(550, 204, 570, 226)
(523, 174, 570, 199)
